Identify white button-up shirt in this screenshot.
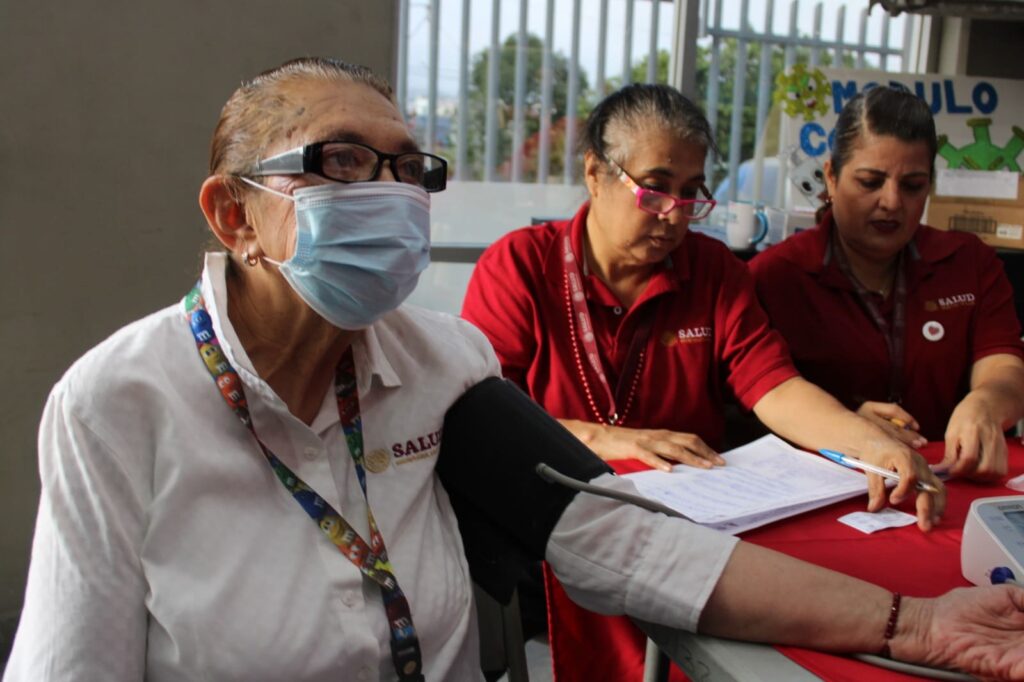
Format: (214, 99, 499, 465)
(6, 253, 737, 681)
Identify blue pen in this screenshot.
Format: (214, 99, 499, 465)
(819, 449, 941, 494)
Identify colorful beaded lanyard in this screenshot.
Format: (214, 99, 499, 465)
(183, 284, 424, 681)
(562, 234, 656, 425)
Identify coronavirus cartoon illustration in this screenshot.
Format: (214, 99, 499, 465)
(937, 118, 1024, 171)
(775, 64, 831, 121)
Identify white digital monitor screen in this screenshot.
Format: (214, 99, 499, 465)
(1006, 509, 1024, 536)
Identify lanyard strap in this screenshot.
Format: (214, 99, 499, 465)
(182, 284, 424, 681)
(830, 237, 907, 404)
(562, 235, 655, 425)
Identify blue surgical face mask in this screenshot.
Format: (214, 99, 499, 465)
(241, 179, 431, 330)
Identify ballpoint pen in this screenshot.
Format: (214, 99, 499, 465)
(819, 449, 941, 494)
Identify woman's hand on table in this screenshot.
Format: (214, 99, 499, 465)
(855, 401, 926, 449)
(895, 585, 1024, 681)
(558, 419, 724, 472)
(940, 392, 1010, 482)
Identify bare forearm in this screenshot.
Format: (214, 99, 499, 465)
(753, 377, 893, 460)
(698, 542, 893, 652)
(969, 371, 1024, 431)
(966, 356, 1024, 429)
(558, 418, 604, 453)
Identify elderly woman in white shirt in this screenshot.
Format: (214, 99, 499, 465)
(5, 57, 1024, 682)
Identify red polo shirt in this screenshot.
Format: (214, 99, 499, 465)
(461, 203, 798, 451)
(750, 219, 1024, 441)
(463, 203, 798, 682)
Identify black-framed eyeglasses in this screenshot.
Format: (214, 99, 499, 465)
(247, 140, 449, 193)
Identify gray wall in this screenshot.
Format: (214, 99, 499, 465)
(966, 19, 1024, 79)
(0, 0, 396, 658)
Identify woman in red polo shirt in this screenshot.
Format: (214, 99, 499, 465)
(461, 83, 944, 682)
(751, 86, 1024, 482)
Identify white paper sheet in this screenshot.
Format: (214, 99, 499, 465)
(624, 434, 870, 535)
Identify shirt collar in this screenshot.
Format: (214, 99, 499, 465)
(789, 210, 948, 290)
(543, 202, 690, 305)
(201, 252, 262, 386)
(354, 322, 401, 394)
(200, 252, 401, 404)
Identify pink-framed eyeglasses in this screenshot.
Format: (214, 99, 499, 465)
(607, 158, 717, 220)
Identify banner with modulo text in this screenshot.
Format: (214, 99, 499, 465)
(775, 66, 1024, 208)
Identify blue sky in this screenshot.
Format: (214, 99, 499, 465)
(403, 0, 907, 99)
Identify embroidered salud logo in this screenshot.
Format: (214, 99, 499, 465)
(661, 326, 714, 347)
(391, 428, 443, 465)
(924, 293, 976, 312)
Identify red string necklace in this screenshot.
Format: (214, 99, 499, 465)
(561, 234, 651, 426)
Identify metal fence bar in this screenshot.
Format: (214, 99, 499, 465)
(426, 0, 441, 154)
(484, 0, 501, 181)
(564, 0, 582, 184)
(902, 14, 915, 71)
(699, 0, 709, 39)
(539, 0, 555, 184)
(597, 0, 609, 96)
(834, 5, 846, 67)
(648, 0, 661, 83)
(752, 0, 774, 203)
(670, 0, 701, 96)
(511, 0, 529, 182)
(857, 8, 868, 69)
(726, 0, 750, 201)
(704, 0, 724, 184)
(774, 0, 799, 210)
(623, 0, 636, 86)
(881, 12, 891, 71)
(810, 2, 823, 66)
(396, 0, 410, 117)
(456, 0, 471, 180)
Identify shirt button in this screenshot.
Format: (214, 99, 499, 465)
(342, 590, 359, 608)
(356, 666, 370, 681)
(613, 306, 623, 315)
(303, 446, 320, 460)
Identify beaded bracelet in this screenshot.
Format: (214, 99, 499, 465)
(879, 592, 902, 658)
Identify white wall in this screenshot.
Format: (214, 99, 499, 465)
(0, 0, 396, 658)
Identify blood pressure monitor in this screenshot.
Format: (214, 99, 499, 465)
(962, 495, 1024, 586)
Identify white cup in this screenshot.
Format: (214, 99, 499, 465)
(725, 201, 768, 250)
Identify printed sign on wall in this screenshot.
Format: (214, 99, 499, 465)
(774, 66, 1024, 209)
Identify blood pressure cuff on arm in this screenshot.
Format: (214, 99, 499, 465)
(437, 377, 613, 603)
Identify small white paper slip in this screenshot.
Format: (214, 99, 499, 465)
(935, 168, 1019, 200)
(838, 508, 917, 534)
(1007, 473, 1024, 493)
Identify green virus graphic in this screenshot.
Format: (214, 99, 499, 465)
(937, 118, 1024, 171)
(774, 64, 831, 121)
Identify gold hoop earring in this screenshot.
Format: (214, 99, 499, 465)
(244, 251, 259, 267)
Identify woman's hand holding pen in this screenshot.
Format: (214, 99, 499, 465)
(856, 401, 927, 449)
(853, 434, 945, 531)
(751, 377, 945, 531)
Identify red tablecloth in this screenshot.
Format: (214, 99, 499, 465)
(742, 440, 1024, 681)
(549, 440, 1023, 681)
